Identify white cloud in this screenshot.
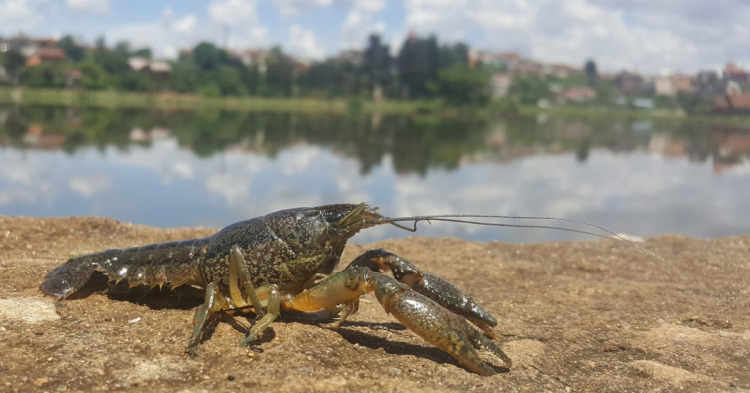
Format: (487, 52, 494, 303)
(341, 0, 387, 49)
(173, 14, 197, 34)
(288, 25, 325, 60)
(206, 173, 252, 206)
(205, 0, 270, 50)
(402, 0, 750, 72)
(106, 8, 204, 59)
(66, 0, 110, 15)
(70, 175, 111, 198)
(0, 189, 37, 206)
(273, 0, 332, 16)
(0, 0, 46, 33)
(208, 0, 258, 26)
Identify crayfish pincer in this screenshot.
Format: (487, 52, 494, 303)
(41, 203, 627, 375)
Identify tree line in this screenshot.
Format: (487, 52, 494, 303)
(0, 34, 493, 107)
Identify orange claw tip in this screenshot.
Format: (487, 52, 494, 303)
(485, 329, 501, 341)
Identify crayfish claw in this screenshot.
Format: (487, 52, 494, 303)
(371, 274, 510, 375)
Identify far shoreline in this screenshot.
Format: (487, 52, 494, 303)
(2, 87, 749, 126)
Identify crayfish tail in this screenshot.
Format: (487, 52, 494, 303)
(40, 250, 120, 299)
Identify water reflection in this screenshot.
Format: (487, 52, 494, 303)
(1, 105, 748, 243)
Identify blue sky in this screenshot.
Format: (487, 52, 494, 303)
(1, 0, 749, 73)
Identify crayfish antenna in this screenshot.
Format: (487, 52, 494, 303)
(382, 214, 671, 276)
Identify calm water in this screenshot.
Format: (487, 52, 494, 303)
(1, 105, 748, 243)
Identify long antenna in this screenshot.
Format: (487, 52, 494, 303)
(383, 214, 668, 274)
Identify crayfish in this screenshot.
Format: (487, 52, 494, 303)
(41, 203, 631, 375)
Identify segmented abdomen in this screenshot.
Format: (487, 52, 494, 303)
(40, 238, 210, 299)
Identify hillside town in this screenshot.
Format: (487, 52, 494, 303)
(1, 33, 749, 114)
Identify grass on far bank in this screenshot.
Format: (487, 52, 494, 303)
(1, 87, 748, 126)
(0, 87, 425, 114)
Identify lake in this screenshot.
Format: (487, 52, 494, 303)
(1, 105, 748, 243)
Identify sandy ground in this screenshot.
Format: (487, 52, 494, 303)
(0, 215, 748, 393)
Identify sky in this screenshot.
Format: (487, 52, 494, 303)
(1, 0, 749, 74)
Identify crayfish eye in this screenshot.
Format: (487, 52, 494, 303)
(323, 210, 348, 224)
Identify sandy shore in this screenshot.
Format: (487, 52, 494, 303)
(0, 215, 748, 392)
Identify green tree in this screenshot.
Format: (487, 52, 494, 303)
(241, 65, 262, 95)
(363, 34, 392, 98)
(58, 35, 86, 62)
(438, 42, 469, 69)
(216, 65, 246, 96)
(437, 65, 491, 107)
(131, 48, 152, 59)
(193, 42, 228, 72)
(117, 70, 155, 92)
(509, 75, 552, 105)
(264, 47, 294, 97)
(676, 92, 710, 115)
(93, 44, 129, 75)
(168, 61, 200, 93)
(397, 34, 440, 98)
(301, 59, 360, 97)
(79, 62, 110, 89)
(1, 48, 26, 85)
(584, 59, 597, 84)
(23, 64, 65, 88)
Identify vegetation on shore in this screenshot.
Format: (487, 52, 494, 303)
(3, 87, 748, 127)
(3, 33, 734, 120)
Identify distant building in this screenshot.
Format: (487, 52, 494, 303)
(632, 97, 655, 110)
(725, 80, 743, 95)
(655, 77, 676, 96)
(333, 49, 364, 65)
(544, 64, 581, 78)
(723, 62, 749, 86)
(695, 71, 723, 96)
(469, 50, 548, 75)
(490, 73, 512, 98)
(655, 74, 694, 96)
(65, 69, 83, 88)
(714, 93, 750, 114)
(229, 49, 270, 73)
(128, 58, 172, 78)
(26, 47, 66, 66)
(557, 86, 597, 103)
(615, 71, 649, 94)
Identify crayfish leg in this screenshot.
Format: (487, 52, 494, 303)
(186, 281, 229, 356)
(187, 246, 282, 355)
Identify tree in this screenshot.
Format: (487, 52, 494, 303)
(301, 59, 360, 97)
(1, 48, 26, 85)
(168, 61, 200, 93)
(94, 35, 106, 50)
(363, 34, 391, 99)
(93, 41, 129, 75)
(79, 62, 110, 89)
(131, 48, 152, 59)
(584, 59, 597, 84)
(508, 75, 552, 105)
(397, 34, 440, 98)
(58, 35, 85, 62)
(114, 41, 131, 55)
(438, 42, 469, 69)
(24, 64, 65, 88)
(117, 70, 155, 92)
(193, 42, 228, 72)
(241, 65, 262, 95)
(676, 92, 710, 115)
(264, 47, 294, 97)
(216, 65, 245, 96)
(436, 65, 491, 107)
